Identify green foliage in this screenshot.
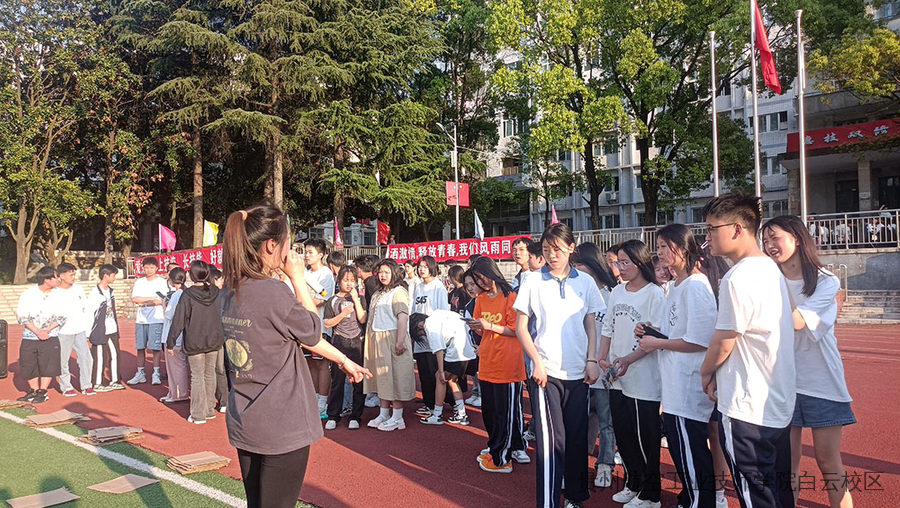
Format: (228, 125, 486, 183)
(809, 28, 900, 106)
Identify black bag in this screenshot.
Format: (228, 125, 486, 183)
(0, 319, 8, 379)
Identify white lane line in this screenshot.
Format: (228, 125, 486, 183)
(0, 410, 245, 507)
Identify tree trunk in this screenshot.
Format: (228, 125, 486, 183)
(272, 140, 283, 210)
(122, 240, 132, 262)
(543, 185, 551, 228)
(13, 200, 31, 284)
(636, 137, 659, 226)
(192, 126, 203, 248)
(104, 189, 114, 264)
(583, 140, 601, 229)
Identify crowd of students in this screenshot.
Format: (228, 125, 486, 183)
(13, 192, 855, 508)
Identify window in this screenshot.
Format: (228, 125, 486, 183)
(765, 200, 788, 218)
(636, 212, 646, 226)
(721, 76, 732, 96)
(878, 1, 900, 19)
(657, 211, 674, 225)
(503, 117, 517, 138)
(502, 157, 520, 176)
(634, 170, 642, 189)
(766, 157, 783, 176)
(603, 174, 620, 193)
(751, 111, 789, 133)
(602, 214, 620, 229)
(691, 207, 705, 223)
(604, 137, 620, 167)
(557, 149, 572, 162)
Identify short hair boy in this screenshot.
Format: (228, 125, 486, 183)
(128, 257, 169, 385)
(16, 266, 64, 403)
(88, 265, 124, 391)
(53, 263, 94, 396)
(326, 251, 347, 276)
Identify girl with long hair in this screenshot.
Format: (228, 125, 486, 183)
(219, 205, 369, 508)
(323, 265, 368, 430)
(598, 239, 667, 507)
(160, 267, 189, 404)
(410, 255, 450, 418)
(364, 258, 416, 431)
(636, 224, 719, 507)
(762, 215, 855, 508)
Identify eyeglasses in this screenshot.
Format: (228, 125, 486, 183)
(613, 260, 633, 268)
(705, 222, 738, 234)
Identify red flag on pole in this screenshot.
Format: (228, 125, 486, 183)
(376, 221, 391, 245)
(754, 2, 782, 94)
(333, 217, 344, 248)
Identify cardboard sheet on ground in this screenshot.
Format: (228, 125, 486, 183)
(0, 400, 27, 409)
(23, 409, 90, 428)
(77, 426, 143, 445)
(87, 474, 159, 494)
(5, 487, 79, 508)
(167, 451, 230, 474)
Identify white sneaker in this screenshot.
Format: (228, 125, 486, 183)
(377, 418, 406, 432)
(126, 371, 146, 385)
(594, 464, 612, 488)
(467, 396, 482, 407)
(364, 394, 380, 407)
(324, 420, 337, 430)
(465, 394, 480, 405)
(419, 414, 443, 425)
(716, 496, 729, 508)
(151, 371, 161, 385)
(623, 498, 661, 508)
(612, 487, 638, 504)
(368, 414, 389, 428)
(187, 416, 206, 425)
(512, 450, 530, 464)
(348, 420, 360, 430)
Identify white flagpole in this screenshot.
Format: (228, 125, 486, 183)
(750, 0, 762, 198)
(796, 9, 808, 224)
(711, 31, 720, 197)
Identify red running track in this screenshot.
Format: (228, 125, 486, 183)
(1, 321, 897, 507)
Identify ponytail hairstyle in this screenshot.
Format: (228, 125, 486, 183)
(222, 205, 289, 294)
(189, 260, 211, 288)
(466, 256, 513, 297)
(571, 242, 617, 289)
(761, 215, 824, 296)
(168, 267, 187, 287)
(657, 223, 703, 273)
(617, 239, 657, 286)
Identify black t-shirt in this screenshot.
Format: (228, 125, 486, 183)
(220, 278, 323, 455)
(363, 275, 379, 310)
(449, 286, 471, 315)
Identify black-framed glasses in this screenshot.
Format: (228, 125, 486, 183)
(705, 222, 738, 234)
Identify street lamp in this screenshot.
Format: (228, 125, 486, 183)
(437, 122, 460, 240)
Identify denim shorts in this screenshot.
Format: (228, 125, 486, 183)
(792, 393, 856, 428)
(135, 323, 164, 351)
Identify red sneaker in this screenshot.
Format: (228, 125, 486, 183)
(83, 388, 96, 396)
(63, 389, 78, 397)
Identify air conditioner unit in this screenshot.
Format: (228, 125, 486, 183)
(605, 191, 618, 203)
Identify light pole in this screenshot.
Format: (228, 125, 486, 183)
(437, 122, 460, 240)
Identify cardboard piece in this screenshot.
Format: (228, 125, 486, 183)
(6, 487, 79, 508)
(77, 426, 143, 446)
(0, 400, 28, 409)
(23, 409, 90, 428)
(87, 474, 159, 494)
(167, 451, 230, 475)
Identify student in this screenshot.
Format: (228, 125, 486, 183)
(762, 215, 855, 508)
(209, 266, 228, 413)
(323, 265, 368, 430)
(597, 239, 667, 508)
(219, 205, 369, 508)
(354, 254, 382, 409)
(570, 242, 618, 489)
(652, 255, 675, 296)
(419, 308, 476, 426)
(466, 256, 528, 473)
(700, 193, 795, 508)
(128, 257, 169, 385)
(364, 259, 415, 431)
(305, 239, 335, 419)
(166, 261, 225, 424)
(410, 255, 450, 417)
(447, 265, 470, 312)
(514, 223, 605, 507)
(527, 241, 546, 272)
(16, 266, 63, 403)
(87, 265, 125, 392)
(403, 259, 419, 294)
(161, 267, 189, 403)
(462, 272, 484, 407)
(511, 237, 533, 290)
(327, 250, 347, 277)
(605, 244, 623, 284)
(635, 224, 719, 508)
(54, 263, 94, 397)
(520, 240, 548, 443)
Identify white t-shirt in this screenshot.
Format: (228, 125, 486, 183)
(601, 282, 667, 401)
(715, 256, 796, 428)
(53, 285, 89, 335)
(161, 289, 184, 347)
(425, 309, 476, 362)
(306, 266, 335, 335)
(87, 285, 118, 335)
(411, 278, 449, 353)
(370, 286, 410, 332)
(658, 274, 717, 421)
(131, 276, 169, 324)
(513, 266, 605, 381)
(17, 286, 65, 340)
(785, 271, 852, 403)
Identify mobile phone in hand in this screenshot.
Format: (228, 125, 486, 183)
(642, 325, 668, 340)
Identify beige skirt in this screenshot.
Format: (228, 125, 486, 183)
(363, 329, 415, 402)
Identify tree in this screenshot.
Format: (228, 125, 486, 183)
(0, 0, 102, 283)
(36, 180, 98, 266)
(809, 28, 900, 109)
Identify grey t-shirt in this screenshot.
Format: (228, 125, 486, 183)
(220, 278, 323, 455)
(325, 295, 363, 339)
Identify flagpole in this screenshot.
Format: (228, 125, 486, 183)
(750, 0, 762, 198)
(796, 9, 808, 224)
(710, 31, 720, 197)
(453, 124, 460, 240)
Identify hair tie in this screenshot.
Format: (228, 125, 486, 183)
(239, 210, 248, 220)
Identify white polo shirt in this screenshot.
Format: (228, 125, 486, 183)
(131, 276, 169, 324)
(513, 265, 605, 381)
(715, 256, 796, 428)
(658, 274, 717, 422)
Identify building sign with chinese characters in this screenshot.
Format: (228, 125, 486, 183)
(786, 118, 900, 153)
(385, 235, 529, 263)
(132, 245, 223, 277)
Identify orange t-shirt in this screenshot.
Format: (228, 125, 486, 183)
(474, 291, 526, 383)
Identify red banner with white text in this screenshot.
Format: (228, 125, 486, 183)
(132, 245, 223, 277)
(385, 235, 529, 263)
